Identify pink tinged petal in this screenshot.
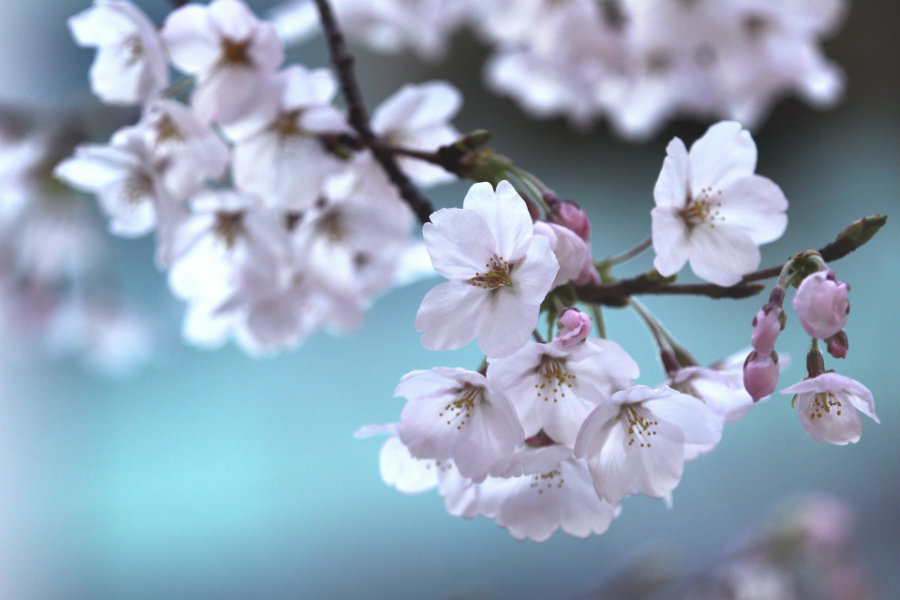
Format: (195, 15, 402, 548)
(792, 272, 849, 339)
(651, 206, 690, 277)
(688, 223, 761, 286)
(161, 5, 222, 73)
(192, 67, 267, 124)
(642, 394, 723, 445)
(379, 436, 439, 494)
(299, 106, 350, 134)
(208, 0, 259, 40)
(415, 281, 488, 351)
(371, 81, 462, 135)
(281, 66, 337, 108)
(782, 373, 878, 424)
(512, 235, 559, 299)
(653, 137, 690, 208)
(476, 289, 541, 358)
(717, 175, 788, 245)
(533, 222, 586, 288)
(454, 401, 523, 481)
(422, 208, 497, 279)
(463, 181, 534, 262)
(69, 4, 138, 47)
(689, 121, 758, 191)
(245, 20, 285, 73)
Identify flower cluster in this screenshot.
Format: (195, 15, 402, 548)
(273, 0, 846, 138)
(56, 0, 464, 355)
(744, 258, 879, 445)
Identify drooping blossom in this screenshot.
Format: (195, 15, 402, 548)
(752, 304, 784, 355)
(792, 270, 849, 339)
(439, 445, 621, 542)
(68, 0, 169, 105)
(651, 121, 788, 286)
(395, 367, 524, 481)
(161, 0, 284, 124)
(488, 336, 638, 446)
(781, 373, 878, 445)
(415, 181, 558, 358)
(575, 385, 722, 504)
(743, 350, 781, 403)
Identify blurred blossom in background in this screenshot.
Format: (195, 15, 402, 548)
(0, 1, 897, 599)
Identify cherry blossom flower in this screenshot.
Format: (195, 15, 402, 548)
(68, 0, 168, 105)
(162, 0, 284, 124)
(575, 385, 722, 504)
(743, 350, 781, 403)
(532, 221, 588, 289)
(782, 373, 878, 445)
(415, 181, 559, 358)
(439, 445, 620, 542)
(230, 65, 348, 211)
(354, 423, 444, 495)
(371, 81, 462, 187)
(792, 270, 849, 339)
(651, 121, 788, 286)
(395, 367, 524, 481)
(487, 337, 638, 446)
(555, 308, 592, 348)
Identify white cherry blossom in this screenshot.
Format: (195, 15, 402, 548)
(651, 121, 788, 286)
(230, 65, 348, 210)
(487, 337, 638, 446)
(68, 0, 168, 105)
(161, 0, 284, 124)
(415, 181, 558, 358)
(371, 81, 462, 187)
(395, 367, 524, 481)
(439, 445, 620, 542)
(782, 373, 878, 445)
(575, 385, 722, 504)
(354, 423, 444, 495)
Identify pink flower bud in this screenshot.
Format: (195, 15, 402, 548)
(826, 330, 849, 359)
(751, 306, 783, 354)
(555, 308, 592, 347)
(792, 270, 849, 339)
(550, 200, 591, 241)
(743, 351, 780, 402)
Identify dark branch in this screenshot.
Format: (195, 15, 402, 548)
(312, 0, 435, 224)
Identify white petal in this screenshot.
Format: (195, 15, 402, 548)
(422, 207, 497, 279)
(161, 5, 221, 73)
(653, 137, 689, 208)
(717, 175, 788, 245)
(689, 121, 757, 191)
(372, 81, 462, 135)
(651, 206, 691, 277)
(463, 181, 533, 262)
(688, 224, 760, 286)
(416, 281, 488, 351)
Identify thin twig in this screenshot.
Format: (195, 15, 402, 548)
(604, 237, 652, 266)
(312, 0, 434, 224)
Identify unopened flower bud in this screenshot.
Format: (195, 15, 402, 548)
(792, 270, 849, 339)
(549, 199, 591, 241)
(751, 305, 784, 355)
(555, 308, 592, 347)
(826, 330, 849, 359)
(743, 350, 780, 402)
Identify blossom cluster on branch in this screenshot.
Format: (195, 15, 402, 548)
(38, 0, 886, 543)
(273, 0, 847, 138)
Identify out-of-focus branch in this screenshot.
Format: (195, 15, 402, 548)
(312, 0, 435, 224)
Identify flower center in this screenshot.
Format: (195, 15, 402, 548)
(533, 355, 575, 403)
(681, 186, 724, 228)
(438, 384, 483, 430)
(121, 173, 152, 205)
(220, 39, 250, 66)
(469, 256, 512, 290)
(121, 35, 143, 66)
(809, 392, 843, 419)
(213, 211, 245, 248)
(625, 406, 659, 449)
(530, 468, 564, 495)
(155, 114, 184, 144)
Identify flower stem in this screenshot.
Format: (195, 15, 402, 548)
(604, 237, 652, 267)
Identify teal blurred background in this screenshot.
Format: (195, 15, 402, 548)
(0, 1, 897, 598)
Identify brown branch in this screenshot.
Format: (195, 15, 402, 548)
(312, 0, 435, 224)
(577, 215, 887, 307)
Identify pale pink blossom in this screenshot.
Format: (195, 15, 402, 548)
(161, 0, 284, 124)
(532, 221, 588, 288)
(395, 368, 524, 481)
(68, 0, 168, 105)
(575, 385, 722, 504)
(782, 373, 878, 445)
(415, 181, 559, 358)
(651, 121, 788, 286)
(548, 198, 591, 241)
(555, 308, 592, 348)
(792, 270, 849, 339)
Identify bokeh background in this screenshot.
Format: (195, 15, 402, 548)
(0, 1, 897, 598)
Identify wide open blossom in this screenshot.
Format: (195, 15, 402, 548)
(782, 373, 878, 445)
(162, 0, 284, 124)
(439, 444, 620, 542)
(395, 367, 524, 481)
(487, 337, 638, 446)
(651, 121, 788, 286)
(230, 65, 349, 211)
(575, 385, 722, 504)
(68, 0, 169, 105)
(415, 181, 558, 358)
